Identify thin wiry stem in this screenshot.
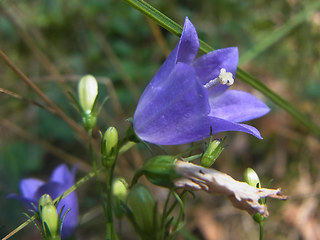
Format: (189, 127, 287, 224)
(0, 49, 87, 140)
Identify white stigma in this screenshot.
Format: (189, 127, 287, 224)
(204, 68, 234, 89)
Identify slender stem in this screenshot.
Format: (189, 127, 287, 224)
(259, 222, 264, 240)
(130, 169, 144, 187)
(106, 169, 113, 240)
(161, 189, 173, 229)
(105, 160, 120, 240)
(88, 129, 98, 174)
(87, 129, 117, 240)
(88, 128, 108, 223)
(1, 216, 36, 240)
(0, 49, 87, 140)
(172, 191, 186, 233)
(105, 166, 114, 240)
(182, 154, 202, 162)
(119, 141, 136, 155)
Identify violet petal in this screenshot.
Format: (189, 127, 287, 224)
(50, 164, 74, 186)
(19, 178, 44, 200)
(34, 182, 65, 201)
(176, 17, 199, 64)
(209, 117, 263, 139)
(139, 17, 199, 96)
(134, 62, 209, 145)
(209, 90, 270, 122)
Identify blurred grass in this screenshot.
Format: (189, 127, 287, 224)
(1, 0, 320, 239)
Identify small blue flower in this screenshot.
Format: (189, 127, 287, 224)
(12, 164, 78, 239)
(133, 17, 270, 145)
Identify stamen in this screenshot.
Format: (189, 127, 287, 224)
(218, 68, 234, 86)
(204, 68, 234, 89)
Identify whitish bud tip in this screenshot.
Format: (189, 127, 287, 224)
(78, 75, 98, 114)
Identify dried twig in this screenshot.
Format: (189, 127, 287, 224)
(174, 160, 287, 216)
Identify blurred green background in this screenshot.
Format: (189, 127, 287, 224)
(1, 0, 320, 239)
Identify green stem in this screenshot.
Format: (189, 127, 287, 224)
(105, 164, 117, 240)
(88, 129, 96, 172)
(182, 154, 202, 162)
(87, 129, 117, 239)
(119, 140, 136, 155)
(259, 222, 264, 240)
(130, 169, 144, 187)
(161, 189, 173, 230)
(105, 171, 112, 240)
(172, 191, 186, 233)
(122, 0, 320, 138)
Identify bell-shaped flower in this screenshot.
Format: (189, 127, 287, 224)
(11, 164, 78, 239)
(133, 17, 270, 145)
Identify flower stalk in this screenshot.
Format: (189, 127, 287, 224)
(102, 127, 120, 239)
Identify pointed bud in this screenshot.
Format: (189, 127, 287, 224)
(201, 138, 225, 168)
(112, 177, 128, 218)
(127, 184, 159, 237)
(78, 75, 98, 130)
(102, 127, 118, 168)
(244, 168, 265, 223)
(38, 194, 60, 239)
(141, 155, 180, 188)
(78, 75, 98, 114)
(244, 168, 261, 188)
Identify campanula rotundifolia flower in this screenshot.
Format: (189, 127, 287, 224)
(133, 17, 270, 145)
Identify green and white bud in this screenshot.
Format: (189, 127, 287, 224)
(201, 138, 225, 168)
(112, 177, 128, 218)
(78, 75, 98, 114)
(38, 194, 60, 240)
(244, 168, 265, 223)
(102, 127, 118, 168)
(244, 168, 261, 188)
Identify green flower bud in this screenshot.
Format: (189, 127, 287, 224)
(244, 168, 261, 188)
(127, 184, 159, 238)
(38, 194, 60, 239)
(141, 155, 180, 188)
(244, 168, 265, 223)
(78, 75, 98, 114)
(201, 138, 225, 168)
(102, 127, 118, 168)
(112, 177, 128, 218)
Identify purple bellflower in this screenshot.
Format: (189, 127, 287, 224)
(13, 164, 78, 239)
(133, 17, 270, 145)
